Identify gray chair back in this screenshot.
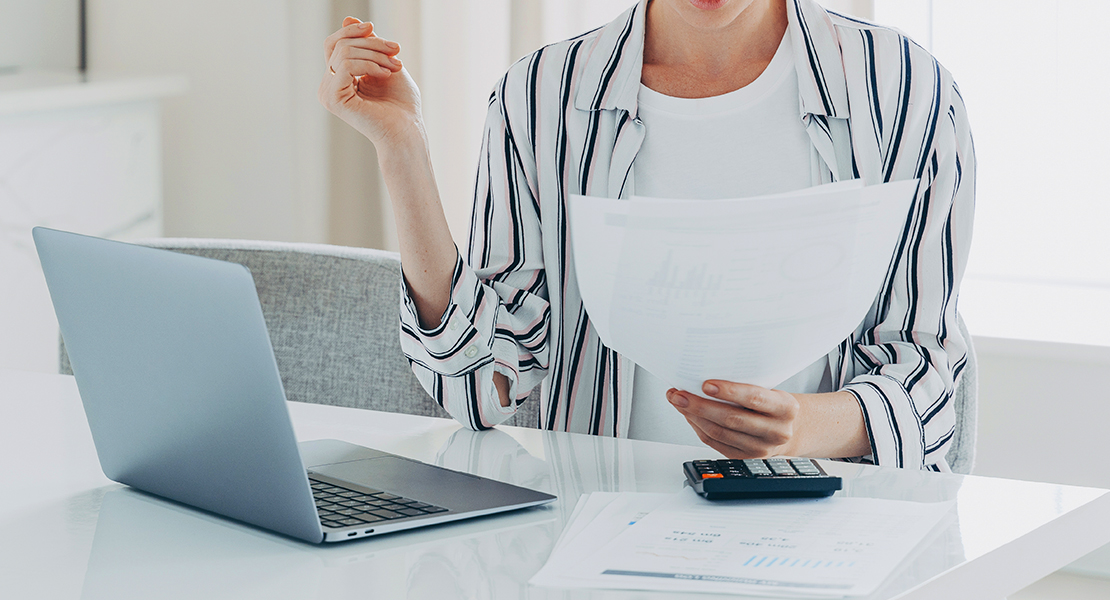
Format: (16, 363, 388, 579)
(58, 238, 538, 427)
(946, 315, 978, 474)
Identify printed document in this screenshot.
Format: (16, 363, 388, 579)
(531, 488, 953, 597)
(569, 179, 918, 391)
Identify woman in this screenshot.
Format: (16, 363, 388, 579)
(318, 0, 974, 471)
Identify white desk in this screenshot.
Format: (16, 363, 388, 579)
(2, 369, 1108, 600)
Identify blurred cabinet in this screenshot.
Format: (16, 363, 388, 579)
(0, 71, 187, 373)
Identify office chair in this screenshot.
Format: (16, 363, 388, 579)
(57, 239, 539, 427)
(57, 239, 974, 472)
(946, 315, 978, 474)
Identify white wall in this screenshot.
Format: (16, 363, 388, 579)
(87, 0, 331, 244)
(365, 0, 513, 251)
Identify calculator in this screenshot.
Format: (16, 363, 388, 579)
(684, 458, 842, 500)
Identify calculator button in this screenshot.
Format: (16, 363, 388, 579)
(790, 459, 821, 475)
(770, 463, 797, 476)
(701, 473, 724, 479)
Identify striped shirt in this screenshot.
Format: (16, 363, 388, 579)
(399, 0, 975, 471)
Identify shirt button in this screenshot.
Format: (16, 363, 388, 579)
(449, 320, 458, 331)
(464, 345, 479, 358)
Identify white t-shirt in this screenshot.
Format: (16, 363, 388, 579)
(628, 28, 832, 446)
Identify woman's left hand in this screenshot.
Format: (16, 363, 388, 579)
(668, 381, 800, 459)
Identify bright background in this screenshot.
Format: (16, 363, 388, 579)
(2, 0, 1109, 593)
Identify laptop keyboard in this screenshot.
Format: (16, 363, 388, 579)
(309, 476, 448, 529)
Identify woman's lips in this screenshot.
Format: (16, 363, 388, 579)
(689, 0, 729, 10)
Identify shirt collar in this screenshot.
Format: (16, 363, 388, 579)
(572, 0, 849, 119)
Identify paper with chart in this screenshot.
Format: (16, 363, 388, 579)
(531, 489, 954, 597)
(569, 179, 918, 392)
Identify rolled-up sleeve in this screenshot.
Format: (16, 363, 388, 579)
(844, 78, 976, 471)
(399, 75, 550, 430)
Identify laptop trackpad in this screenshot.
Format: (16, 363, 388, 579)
(312, 456, 527, 512)
(299, 439, 392, 468)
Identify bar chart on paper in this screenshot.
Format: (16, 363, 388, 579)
(741, 556, 857, 569)
(641, 251, 729, 315)
(645, 252, 725, 295)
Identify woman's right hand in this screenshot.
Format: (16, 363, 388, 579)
(318, 17, 422, 147)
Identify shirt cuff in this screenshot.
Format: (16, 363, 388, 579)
(843, 376, 926, 469)
(399, 253, 493, 377)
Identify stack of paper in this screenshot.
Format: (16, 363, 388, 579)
(569, 179, 919, 392)
(530, 488, 953, 597)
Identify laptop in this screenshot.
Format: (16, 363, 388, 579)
(33, 227, 556, 544)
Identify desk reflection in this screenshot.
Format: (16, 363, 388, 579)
(80, 487, 556, 600)
(79, 427, 573, 600)
(831, 463, 968, 598)
(432, 427, 642, 523)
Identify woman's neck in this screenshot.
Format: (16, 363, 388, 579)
(642, 0, 788, 98)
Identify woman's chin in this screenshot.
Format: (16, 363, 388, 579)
(677, 0, 750, 30)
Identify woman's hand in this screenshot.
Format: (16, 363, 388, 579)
(318, 17, 421, 147)
(668, 382, 872, 459)
(668, 381, 800, 459)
